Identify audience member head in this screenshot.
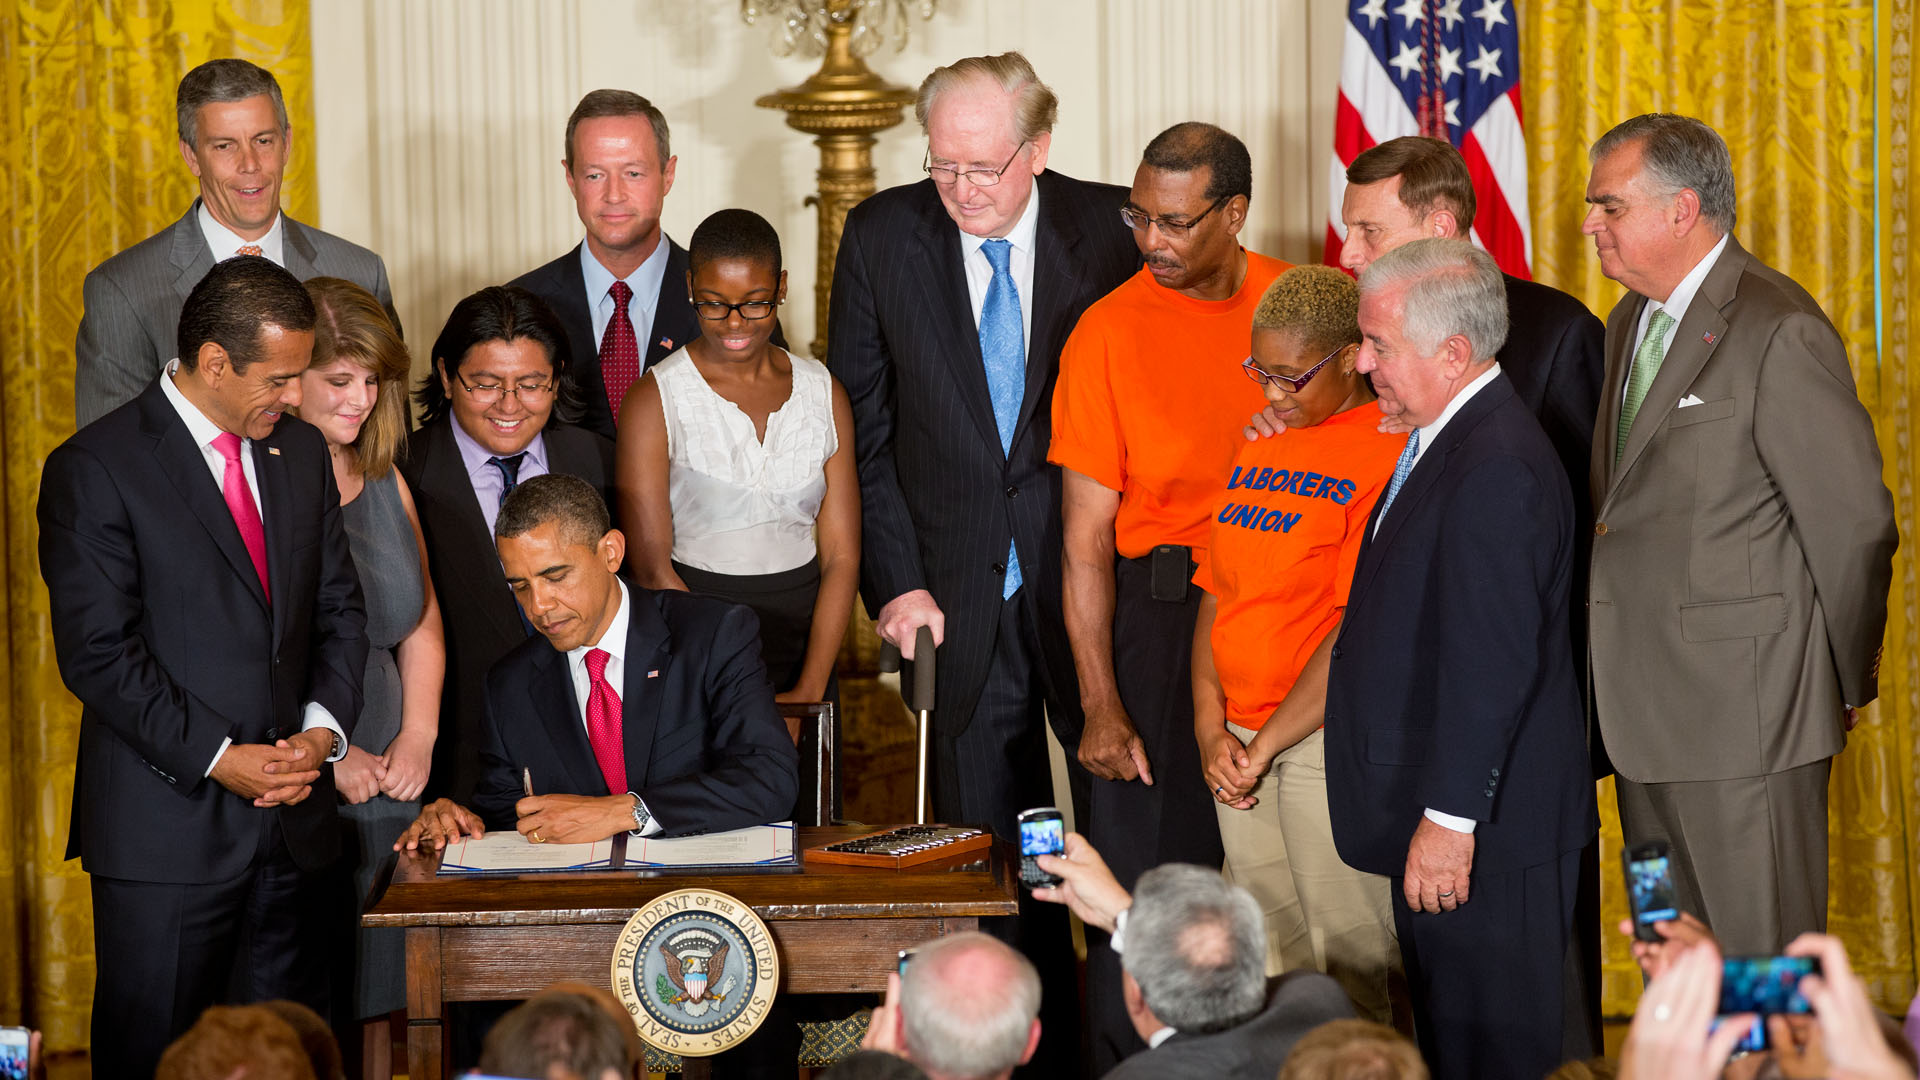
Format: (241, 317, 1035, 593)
(1338, 136, 1475, 273)
(1248, 265, 1370, 429)
(1354, 237, 1507, 428)
(915, 52, 1056, 240)
(1543, 1058, 1617, 1080)
(155, 1004, 316, 1080)
(176, 58, 291, 240)
(1276, 1018, 1430, 1080)
(417, 284, 571, 452)
(479, 987, 638, 1080)
(822, 1050, 932, 1080)
(898, 931, 1042, 1080)
(563, 89, 676, 274)
(296, 276, 410, 477)
(1583, 113, 1735, 299)
(685, 208, 787, 362)
(258, 1001, 344, 1080)
(1118, 864, 1266, 1039)
(496, 474, 625, 653)
(174, 255, 317, 440)
(1126, 122, 1252, 298)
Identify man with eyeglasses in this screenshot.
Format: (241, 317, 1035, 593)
(400, 285, 616, 804)
(1047, 120, 1290, 1073)
(827, 51, 1138, 1074)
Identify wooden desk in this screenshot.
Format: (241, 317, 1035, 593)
(364, 826, 1017, 1079)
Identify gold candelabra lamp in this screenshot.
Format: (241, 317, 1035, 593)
(742, 0, 937, 357)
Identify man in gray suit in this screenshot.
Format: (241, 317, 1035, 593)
(75, 58, 397, 427)
(1583, 113, 1897, 953)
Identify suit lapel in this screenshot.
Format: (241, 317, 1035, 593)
(169, 202, 217, 304)
(527, 646, 610, 797)
(1021, 174, 1084, 441)
(255, 429, 294, 643)
(550, 244, 599, 363)
(421, 421, 525, 643)
(1592, 296, 1641, 503)
(647, 241, 696, 366)
(281, 215, 320, 279)
(911, 197, 1004, 454)
(141, 383, 268, 613)
(619, 590, 671, 790)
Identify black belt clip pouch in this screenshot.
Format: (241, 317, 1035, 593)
(1149, 544, 1191, 603)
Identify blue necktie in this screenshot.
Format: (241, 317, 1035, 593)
(980, 239, 1025, 599)
(1375, 429, 1421, 525)
(489, 453, 535, 635)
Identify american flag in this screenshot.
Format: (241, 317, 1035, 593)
(1326, 0, 1532, 279)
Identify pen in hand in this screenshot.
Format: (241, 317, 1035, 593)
(522, 767, 534, 799)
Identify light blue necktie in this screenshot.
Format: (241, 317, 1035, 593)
(980, 239, 1025, 599)
(1375, 429, 1421, 524)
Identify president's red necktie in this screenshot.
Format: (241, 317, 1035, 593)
(584, 648, 626, 793)
(212, 432, 269, 600)
(600, 280, 641, 421)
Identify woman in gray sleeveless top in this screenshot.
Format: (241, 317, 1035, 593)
(300, 279, 446, 1060)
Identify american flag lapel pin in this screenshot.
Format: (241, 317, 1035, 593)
(658, 337, 673, 350)
(267, 447, 281, 456)
(1703, 331, 1718, 345)
(647, 669, 660, 678)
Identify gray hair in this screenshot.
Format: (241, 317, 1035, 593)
(899, 932, 1040, 1079)
(915, 52, 1058, 145)
(1358, 237, 1509, 363)
(177, 59, 289, 147)
(1590, 113, 1737, 233)
(1120, 865, 1267, 1034)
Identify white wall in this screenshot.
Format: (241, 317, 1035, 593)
(310, 0, 1344, 367)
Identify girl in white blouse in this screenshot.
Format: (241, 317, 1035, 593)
(615, 209, 859, 706)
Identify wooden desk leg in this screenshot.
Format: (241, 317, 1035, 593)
(405, 927, 446, 1080)
(679, 1058, 712, 1080)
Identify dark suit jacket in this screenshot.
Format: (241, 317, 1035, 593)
(471, 588, 798, 834)
(1325, 373, 1593, 877)
(1103, 971, 1353, 1080)
(1501, 275, 1604, 524)
(38, 381, 368, 882)
(399, 418, 616, 801)
(75, 200, 399, 427)
(827, 171, 1139, 741)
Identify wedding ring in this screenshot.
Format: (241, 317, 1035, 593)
(529, 830, 544, 844)
(1438, 890, 1455, 898)
(1215, 785, 1225, 794)
(1653, 1003, 1672, 1022)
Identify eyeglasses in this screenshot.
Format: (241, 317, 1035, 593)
(453, 370, 556, 406)
(924, 142, 1027, 188)
(692, 299, 779, 321)
(1241, 345, 1344, 393)
(1120, 196, 1230, 239)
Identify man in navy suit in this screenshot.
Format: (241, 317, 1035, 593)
(394, 473, 796, 849)
(40, 256, 368, 1078)
(1324, 238, 1594, 1080)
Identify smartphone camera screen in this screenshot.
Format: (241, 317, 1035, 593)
(1017, 810, 1064, 889)
(0, 1028, 29, 1080)
(1627, 852, 1679, 932)
(1719, 956, 1818, 1016)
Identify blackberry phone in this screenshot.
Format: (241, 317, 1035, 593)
(1016, 807, 1065, 889)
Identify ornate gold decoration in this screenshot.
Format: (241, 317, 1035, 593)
(612, 889, 780, 1057)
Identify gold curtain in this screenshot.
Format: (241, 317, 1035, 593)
(1518, 0, 1915, 1016)
(0, 0, 313, 1052)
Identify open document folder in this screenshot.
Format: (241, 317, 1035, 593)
(436, 822, 795, 874)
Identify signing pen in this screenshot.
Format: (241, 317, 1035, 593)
(522, 768, 534, 798)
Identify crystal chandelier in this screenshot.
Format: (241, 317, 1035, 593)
(740, 0, 938, 59)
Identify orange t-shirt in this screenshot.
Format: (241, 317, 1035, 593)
(1049, 251, 1290, 559)
(1191, 405, 1402, 730)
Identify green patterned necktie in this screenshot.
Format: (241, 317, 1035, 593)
(1616, 308, 1678, 466)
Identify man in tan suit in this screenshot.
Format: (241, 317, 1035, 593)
(1582, 114, 1896, 953)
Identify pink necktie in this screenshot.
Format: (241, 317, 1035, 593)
(212, 432, 270, 600)
(236, 244, 263, 257)
(600, 280, 641, 421)
(584, 648, 626, 793)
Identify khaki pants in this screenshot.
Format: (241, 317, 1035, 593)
(1216, 724, 1401, 1024)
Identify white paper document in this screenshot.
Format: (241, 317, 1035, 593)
(437, 831, 617, 874)
(626, 822, 796, 868)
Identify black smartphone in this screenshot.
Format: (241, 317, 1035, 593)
(1016, 807, 1065, 889)
(0, 1027, 28, 1080)
(1720, 955, 1819, 1016)
(1623, 840, 1679, 942)
(1149, 545, 1191, 603)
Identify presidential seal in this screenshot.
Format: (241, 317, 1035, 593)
(611, 888, 780, 1057)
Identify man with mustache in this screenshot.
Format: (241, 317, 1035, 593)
(1048, 121, 1290, 1071)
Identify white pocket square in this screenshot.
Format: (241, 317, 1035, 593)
(1677, 394, 1706, 408)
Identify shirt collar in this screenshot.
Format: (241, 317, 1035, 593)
(1649, 232, 1730, 325)
(1148, 1026, 1178, 1049)
(1415, 362, 1504, 450)
(448, 415, 549, 481)
(159, 358, 234, 451)
(569, 579, 631, 666)
(581, 234, 672, 308)
(957, 180, 1042, 261)
(197, 200, 284, 264)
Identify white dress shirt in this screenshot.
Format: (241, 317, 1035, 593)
(1371, 362, 1504, 835)
(958, 183, 1041, 349)
(1624, 232, 1730, 404)
(583, 237, 671, 355)
(161, 362, 346, 773)
(197, 203, 285, 266)
(562, 580, 660, 836)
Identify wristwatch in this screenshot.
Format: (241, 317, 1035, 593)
(325, 729, 345, 761)
(626, 792, 651, 837)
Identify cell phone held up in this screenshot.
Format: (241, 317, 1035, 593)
(0, 1026, 28, 1080)
(1622, 840, 1679, 943)
(1016, 807, 1065, 889)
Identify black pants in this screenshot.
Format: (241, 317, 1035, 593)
(1084, 553, 1226, 1075)
(929, 590, 1090, 1078)
(90, 816, 332, 1079)
(1394, 849, 1581, 1080)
